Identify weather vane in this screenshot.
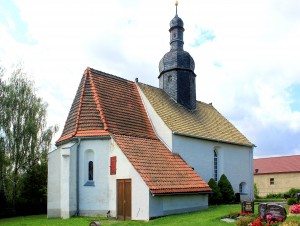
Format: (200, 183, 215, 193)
(175, 0, 178, 15)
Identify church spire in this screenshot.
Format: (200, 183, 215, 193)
(158, 2, 197, 110)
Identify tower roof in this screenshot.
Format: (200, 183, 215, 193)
(159, 4, 195, 76)
(170, 14, 184, 28)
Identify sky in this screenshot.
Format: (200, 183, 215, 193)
(0, 0, 300, 158)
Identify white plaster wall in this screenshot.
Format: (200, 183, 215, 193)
(48, 142, 78, 218)
(173, 135, 254, 200)
(149, 194, 208, 218)
(109, 139, 150, 221)
(137, 85, 173, 150)
(79, 139, 110, 215)
(47, 147, 61, 218)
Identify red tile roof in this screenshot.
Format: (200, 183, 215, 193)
(57, 67, 211, 194)
(113, 134, 211, 194)
(254, 155, 300, 174)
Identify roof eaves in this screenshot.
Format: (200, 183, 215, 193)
(173, 131, 255, 148)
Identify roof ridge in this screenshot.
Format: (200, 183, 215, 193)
(73, 68, 89, 135)
(89, 67, 133, 84)
(255, 155, 300, 160)
(88, 68, 108, 131)
(137, 82, 212, 106)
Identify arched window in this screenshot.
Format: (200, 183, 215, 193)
(214, 150, 218, 181)
(88, 161, 93, 181)
(239, 182, 247, 194)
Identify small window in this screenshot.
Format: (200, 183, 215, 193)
(239, 183, 243, 193)
(89, 161, 93, 180)
(168, 75, 173, 82)
(214, 150, 218, 181)
(110, 156, 117, 175)
(239, 182, 247, 194)
(270, 178, 274, 185)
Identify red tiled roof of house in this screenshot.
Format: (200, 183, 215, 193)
(57, 67, 210, 194)
(254, 155, 300, 174)
(113, 134, 211, 194)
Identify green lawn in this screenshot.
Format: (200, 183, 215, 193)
(0, 204, 299, 226)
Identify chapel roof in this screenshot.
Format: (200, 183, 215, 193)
(57, 67, 211, 194)
(254, 155, 300, 175)
(137, 83, 253, 147)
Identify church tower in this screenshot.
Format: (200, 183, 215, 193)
(159, 1, 196, 110)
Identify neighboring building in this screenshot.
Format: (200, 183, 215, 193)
(254, 155, 300, 197)
(48, 5, 254, 221)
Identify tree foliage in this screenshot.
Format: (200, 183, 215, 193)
(208, 178, 223, 205)
(218, 174, 235, 204)
(0, 63, 58, 216)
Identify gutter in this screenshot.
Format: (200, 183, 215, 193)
(172, 131, 255, 148)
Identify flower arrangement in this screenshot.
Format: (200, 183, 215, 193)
(249, 214, 283, 226)
(289, 204, 300, 214)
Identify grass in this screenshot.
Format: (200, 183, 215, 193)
(0, 204, 299, 226)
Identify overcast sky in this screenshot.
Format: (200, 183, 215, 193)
(1, 0, 300, 158)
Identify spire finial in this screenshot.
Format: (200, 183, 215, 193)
(175, 0, 178, 15)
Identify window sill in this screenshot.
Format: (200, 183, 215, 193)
(84, 180, 95, 186)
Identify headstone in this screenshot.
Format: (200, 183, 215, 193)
(258, 203, 268, 218)
(241, 201, 254, 213)
(265, 204, 287, 222)
(89, 221, 101, 226)
(296, 193, 300, 201)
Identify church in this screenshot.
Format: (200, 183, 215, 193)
(47, 3, 254, 221)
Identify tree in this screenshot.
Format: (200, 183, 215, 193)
(0, 63, 58, 214)
(218, 174, 235, 204)
(208, 178, 223, 205)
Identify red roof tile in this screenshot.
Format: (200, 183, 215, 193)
(56, 67, 210, 194)
(113, 134, 211, 194)
(254, 155, 300, 174)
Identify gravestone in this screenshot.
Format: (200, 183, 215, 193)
(258, 203, 268, 218)
(241, 201, 254, 213)
(265, 204, 287, 222)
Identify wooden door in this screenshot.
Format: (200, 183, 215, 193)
(117, 179, 131, 220)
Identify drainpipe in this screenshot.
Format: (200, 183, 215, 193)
(76, 138, 81, 216)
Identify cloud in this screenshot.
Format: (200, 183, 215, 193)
(1, 0, 300, 157)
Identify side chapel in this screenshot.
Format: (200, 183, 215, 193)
(48, 3, 254, 221)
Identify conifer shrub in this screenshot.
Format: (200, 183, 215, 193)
(218, 174, 235, 204)
(208, 178, 222, 205)
(288, 198, 298, 205)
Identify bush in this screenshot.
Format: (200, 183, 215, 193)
(218, 174, 235, 204)
(266, 193, 284, 199)
(286, 188, 300, 197)
(288, 198, 298, 205)
(254, 183, 260, 199)
(208, 178, 222, 205)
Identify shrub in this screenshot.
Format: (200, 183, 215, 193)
(266, 193, 284, 199)
(208, 178, 222, 205)
(286, 188, 300, 197)
(288, 198, 298, 205)
(218, 174, 235, 204)
(254, 183, 260, 199)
